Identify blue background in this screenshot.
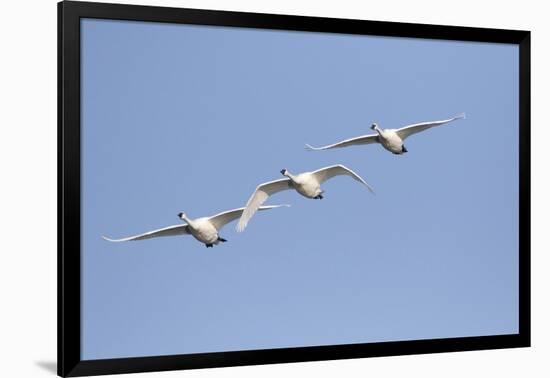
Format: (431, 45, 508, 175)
(81, 19, 519, 360)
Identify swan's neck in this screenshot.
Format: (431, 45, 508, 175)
(373, 125, 384, 136)
(284, 172, 297, 182)
(180, 214, 195, 228)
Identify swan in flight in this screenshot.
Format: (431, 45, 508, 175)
(236, 165, 374, 232)
(103, 205, 288, 248)
(306, 113, 465, 155)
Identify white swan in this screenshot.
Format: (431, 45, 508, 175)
(236, 165, 374, 232)
(103, 205, 288, 248)
(306, 113, 465, 155)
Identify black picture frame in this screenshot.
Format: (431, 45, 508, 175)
(58, 1, 531, 376)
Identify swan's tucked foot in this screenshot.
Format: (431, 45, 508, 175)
(205, 243, 213, 248)
(402, 145, 408, 153)
(314, 194, 324, 199)
(217, 237, 227, 243)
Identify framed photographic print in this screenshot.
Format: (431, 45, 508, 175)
(58, 1, 530, 376)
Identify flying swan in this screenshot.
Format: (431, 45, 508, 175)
(306, 113, 465, 155)
(103, 205, 288, 248)
(236, 164, 374, 232)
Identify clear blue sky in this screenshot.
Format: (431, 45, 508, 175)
(81, 18, 519, 360)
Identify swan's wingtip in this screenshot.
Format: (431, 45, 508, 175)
(305, 143, 317, 151)
(271, 204, 291, 208)
(366, 185, 376, 195)
(457, 112, 466, 120)
(102, 235, 115, 242)
(260, 204, 291, 210)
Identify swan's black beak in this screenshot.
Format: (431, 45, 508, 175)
(370, 124, 376, 130)
(280, 169, 287, 175)
(177, 212, 183, 218)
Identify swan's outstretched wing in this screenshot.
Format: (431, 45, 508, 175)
(305, 134, 378, 151)
(102, 224, 189, 242)
(396, 113, 465, 140)
(236, 178, 293, 232)
(311, 164, 375, 193)
(209, 205, 289, 231)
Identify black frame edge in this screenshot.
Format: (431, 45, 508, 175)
(58, 1, 531, 376)
(67, 334, 527, 377)
(59, 1, 83, 376)
(57, 2, 63, 375)
(518, 32, 531, 347)
(60, 0, 528, 43)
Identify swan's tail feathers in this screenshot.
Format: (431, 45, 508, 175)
(305, 143, 322, 151)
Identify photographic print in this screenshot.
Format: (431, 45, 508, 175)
(59, 1, 529, 376)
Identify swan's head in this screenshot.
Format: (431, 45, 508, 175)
(280, 169, 288, 176)
(178, 212, 187, 220)
(370, 123, 379, 130)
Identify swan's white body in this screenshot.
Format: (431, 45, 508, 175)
(306, 113, 465, 155)
(374, 127, 405, 154)
(182, 216, 221, 246)
(103, 205, 287, 248)
(236, 164, 374, 232)
(290, 172, 323, 198)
